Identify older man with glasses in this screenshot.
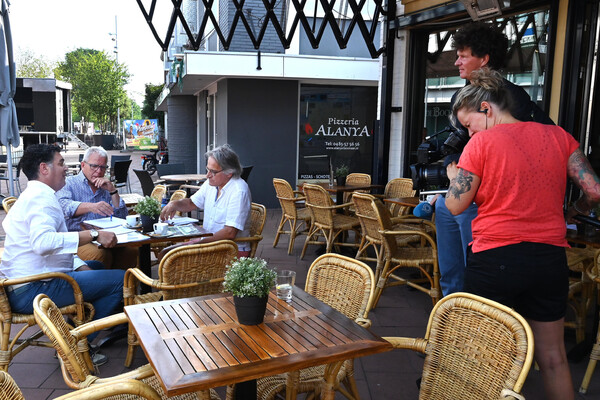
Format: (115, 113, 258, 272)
(56, 146, 137, 269)
(159, 144, 252, 257)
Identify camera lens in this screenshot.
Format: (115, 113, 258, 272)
(410, 163, 449, 190)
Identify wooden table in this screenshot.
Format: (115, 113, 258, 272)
(298, 182, 383, 205)
(161, 174, 207, 184)
(384, 196, 419, 208)
(125, 289, 392, 399)
(84, 222, 211, 291)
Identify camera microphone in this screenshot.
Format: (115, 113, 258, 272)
(425, 126, 454, 141)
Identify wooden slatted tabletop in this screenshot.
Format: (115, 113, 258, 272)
(125, 289, 392, 398)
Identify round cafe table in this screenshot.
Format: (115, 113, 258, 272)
(160, 174, 207, 184)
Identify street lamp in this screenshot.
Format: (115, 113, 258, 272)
(109, 16, 123, 147)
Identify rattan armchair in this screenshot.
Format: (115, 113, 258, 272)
(383, 292, 534, 400)
(0, 273, 94, 372)
(2, 196, 16, 213)
(300, 183, 360, 259)
(352, 192, 436, 285)
(342, 172, 371, 203)
(579, 248, 600, 394)
(0, 371, 162, 399)
(32, 294, 221, 400)
(227, 253, 375, 400)
(150, 184, 167, 203)
(272, 178, 311, 254)
(369, 194, 440, 306)
(123, 240, 238, 367)
(233, 202, 266, 258)
(378, 178, 415, 216)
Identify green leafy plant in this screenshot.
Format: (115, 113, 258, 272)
(223, 257, 277, 298)
(334, 164, 349, 178)
(133, 196, 161, 218)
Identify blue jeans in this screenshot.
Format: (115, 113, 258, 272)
(7, 265, 124, 341)
(435, 196, 478, 296)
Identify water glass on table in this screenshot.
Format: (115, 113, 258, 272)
(276, 270, 296, 302)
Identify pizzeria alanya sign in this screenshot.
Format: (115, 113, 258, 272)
(313, 117, 371, 137)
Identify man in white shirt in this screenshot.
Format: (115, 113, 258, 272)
(0, 144, 124, 344)
(160, 144, 251, 257)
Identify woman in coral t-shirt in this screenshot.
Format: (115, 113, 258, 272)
(445, 68, 600, 400)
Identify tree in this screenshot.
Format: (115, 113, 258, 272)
(56, 48, 130, 132)
(142, 83, 165, 128)
(16, 47, 56, 78)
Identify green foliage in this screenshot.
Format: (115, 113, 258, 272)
(133, 196, 161, 218)
(223, 257, 277, 298)
(334, 164, 349, 178)
(16, 48, 56, 78)
(56, 48, 130, 132)
(142, 83, 165, 128)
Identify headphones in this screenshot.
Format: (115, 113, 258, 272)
(478, 108, 489, 115)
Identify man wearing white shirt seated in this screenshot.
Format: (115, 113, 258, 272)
(159, 144, 251, 258)
(0, 144, 124, 350)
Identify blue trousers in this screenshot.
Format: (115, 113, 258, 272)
(7, 263, 124, 341)
(435, 197, 478, 296)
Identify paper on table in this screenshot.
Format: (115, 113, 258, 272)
(170, 217, 199, 225)
(103, 226, 135, 235)
(84, 217, 126, 229)
(116, 231, 148, 244)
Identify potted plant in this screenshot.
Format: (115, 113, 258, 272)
(223, 257, 277, 325)
(133, 196, 161, 232)
(334, 164, 349, 186)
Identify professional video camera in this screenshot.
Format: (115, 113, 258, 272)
(410, 125, 470, 190)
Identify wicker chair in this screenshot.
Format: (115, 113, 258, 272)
(369, 194, 440, 306)
(352, 192, 436, 286)
(123, 240, 238, 367)
(32, 294, 221, 400)
(383, 292, 534, 400)
(1, 196, 16, 213)
(227, 253, 375, 400)
(0, 273, 94, 372)
(272, 178, 311, 254)
(150, 184, 167, 203)
(380, 178, 415, 216)
(579, 248, 600, 394)
(233, 203, 266, 258)
(342, 172, 371, 203)
(0, 371, 163, 399)
(300, 183, 360, 259)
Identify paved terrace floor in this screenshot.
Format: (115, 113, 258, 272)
(0, 143, 599, 399)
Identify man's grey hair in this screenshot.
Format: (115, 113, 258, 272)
(83, 146, 108, 163)
(206, 144, 242, 178)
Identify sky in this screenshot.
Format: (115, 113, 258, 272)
(8, 0, 172, 105)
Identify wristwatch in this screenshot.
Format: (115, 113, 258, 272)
(90, 229, 99, 240)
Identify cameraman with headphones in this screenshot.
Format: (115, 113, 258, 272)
(435, 22, 553, 296)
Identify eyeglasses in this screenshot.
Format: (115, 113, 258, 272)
(86, 162, 108, 171)
(206, 167, 223, 176)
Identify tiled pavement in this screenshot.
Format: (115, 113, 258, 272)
(1, 144, 600, 399)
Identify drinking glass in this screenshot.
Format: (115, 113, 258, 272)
(276, 270, 296, 302)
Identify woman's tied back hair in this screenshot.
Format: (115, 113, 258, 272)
(452, 68, 512, 117)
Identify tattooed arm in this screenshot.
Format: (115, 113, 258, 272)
(566, 148, 600, 221)
(445, 162, 481, 215)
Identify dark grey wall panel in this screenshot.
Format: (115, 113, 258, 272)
(166, 95, 198, 173)
(32, 92, 56, 132)
(226, 79, 299, 208)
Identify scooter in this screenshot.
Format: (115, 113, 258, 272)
(141, 149, 168, 175)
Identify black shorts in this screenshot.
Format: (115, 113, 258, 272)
(464, 242, 568, 322)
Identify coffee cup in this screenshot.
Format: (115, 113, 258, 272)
(153, 222, 168, 235)
(126, 215, 140, 227)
